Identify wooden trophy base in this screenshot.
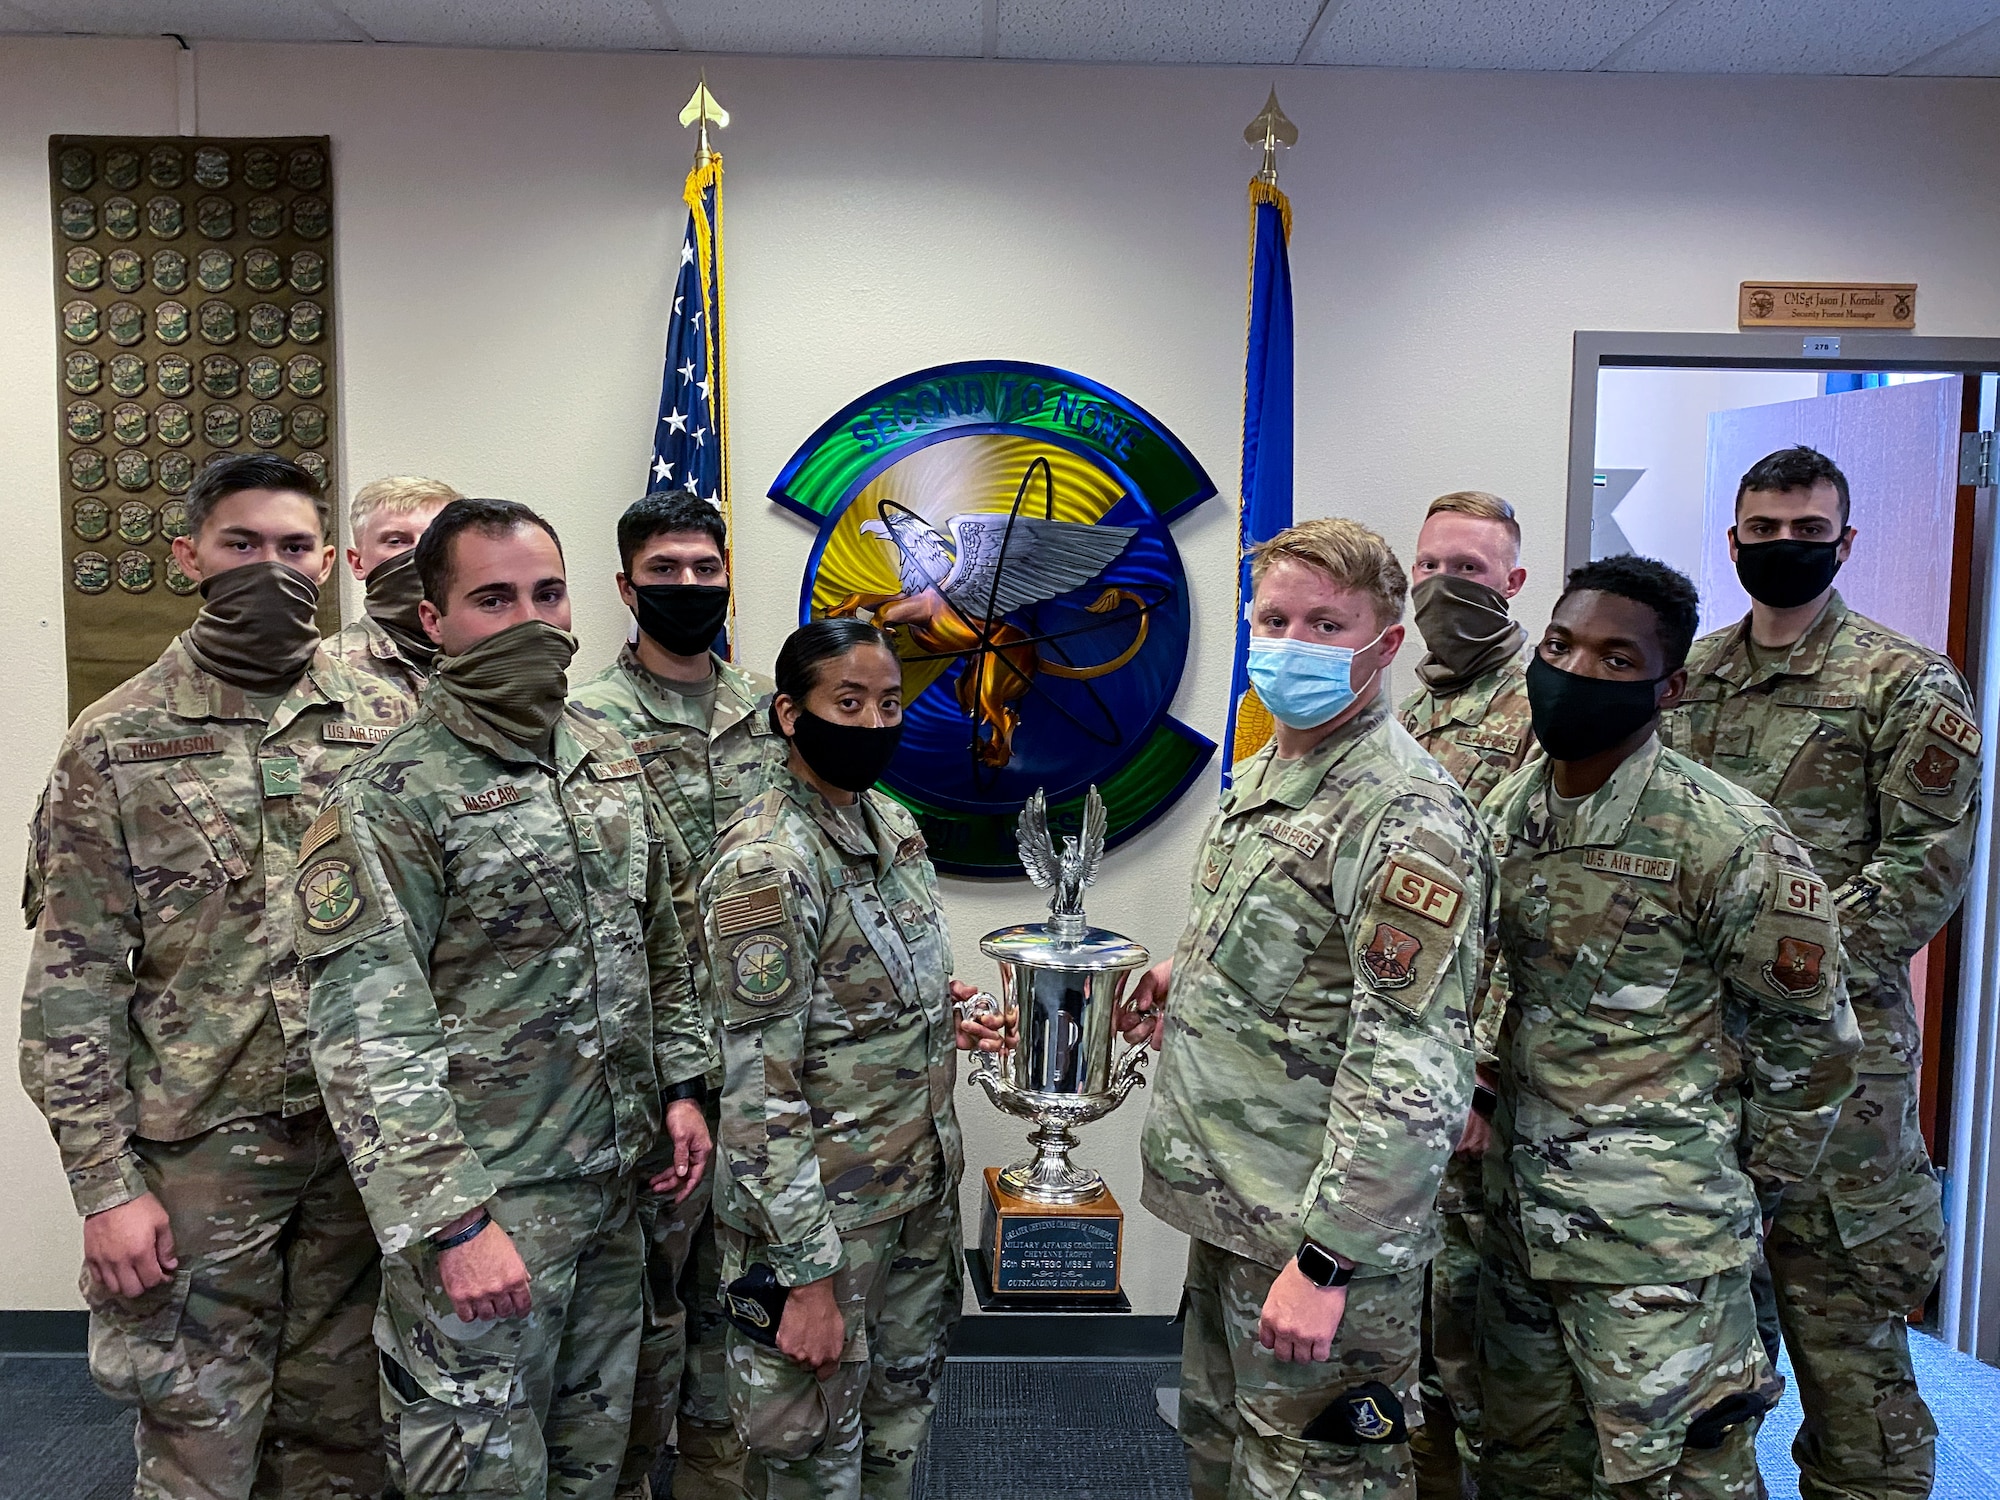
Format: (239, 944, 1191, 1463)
(968, 1165, 1130, 1313)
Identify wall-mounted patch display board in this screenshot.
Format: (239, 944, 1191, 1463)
(50, 136, 339, 714)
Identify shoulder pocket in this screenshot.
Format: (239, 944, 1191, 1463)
(1887, 697, 1979, 822)
(709, 875, 809, 1029)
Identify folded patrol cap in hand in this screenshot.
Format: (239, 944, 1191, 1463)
(724, 1263, 788, 1349)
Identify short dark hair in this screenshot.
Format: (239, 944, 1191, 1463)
(186, 453, 327, 539)
(771, 619, 896, 726)
(415, 497, 564, 608)
(1558, 555, 1701, 671)
(617, 490, 726, 575)
(1736, 445, 1851, 528)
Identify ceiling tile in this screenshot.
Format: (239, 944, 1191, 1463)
(1303, 0, 1676, 70)
(1895, 12, 2000, 72)
(1603, 0, 2000, 74)
(339, 0, 674, 50)
(3, 0, 364, 41)
(664, 0, 982, 56)
(997, 0, 1323, 64)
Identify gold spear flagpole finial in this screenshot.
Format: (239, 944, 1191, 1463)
(1243, 87, 1297, 186)
(679, 74, 730, 165)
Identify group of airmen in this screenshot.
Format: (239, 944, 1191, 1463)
(17, 440, 1972, 1500)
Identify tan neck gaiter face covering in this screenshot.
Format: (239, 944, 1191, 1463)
(180, 560, 323, 694)
(1412, 575, 1527, 692)
(362, 551, 440, 670)
(433, 618, 578, 753)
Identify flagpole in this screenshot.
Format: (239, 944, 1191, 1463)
(677, 77, 734, 652)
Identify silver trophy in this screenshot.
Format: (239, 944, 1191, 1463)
(963, 786, 1151, 1206)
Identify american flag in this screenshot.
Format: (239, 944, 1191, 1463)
(648, 154, 725, 509)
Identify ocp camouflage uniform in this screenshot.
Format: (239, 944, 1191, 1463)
(1662, 593, 1977, 1500)
(297, 688, 716, 1499)
(1480, 737, 1862, 1500)
(571, 645, 781, 1498)
(1397, 657, 1539, 1498)
(328, 613, 429, 704)
(1141, 699, 1492, 1500)
(20, 637, 409, 1500)
(701, 769, 962, 1500)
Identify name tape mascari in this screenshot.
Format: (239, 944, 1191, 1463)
(1581, 848, 1678, 883)
(1261, 819, 1326, 859)
(1380, 858, 1463, 927)
(455, 784, 525, 816)
(112, 734, 218, 762)
(587, 756, 642, 781)
(1929, 702, 1983, 755)
(321, 723, 396, 745)
(713, 884, 784, 941)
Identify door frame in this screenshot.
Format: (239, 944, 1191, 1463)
(1566, 331, 2000, 1361)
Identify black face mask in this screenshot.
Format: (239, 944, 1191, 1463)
(1732, 535, 1843, 610)
(787, 708, 903, 794)
(1525, 653, 1666, 762)
(633, 584, 730, 658)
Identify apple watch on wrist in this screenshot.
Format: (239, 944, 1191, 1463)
(1296, 1239, 1354, 1289)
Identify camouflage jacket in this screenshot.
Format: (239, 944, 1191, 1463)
(1396, 656, 1542, 810)
(1140, 699, 1493, 1274)
(700, 769, 961, 1286)
(327, 614, 429, 705)
(297, 687, 714, 1254)
(569, 644, 780, 973)
(1484, 737, 1861, 1283)
(20, 639, 410, 1216)
(1662, 593, 1978, 1076)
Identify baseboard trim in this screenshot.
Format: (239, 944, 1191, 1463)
(949, 1313, 1179, 1360)
(4, 1308, 1181, 1361)
(0, 1309, 87, 1354)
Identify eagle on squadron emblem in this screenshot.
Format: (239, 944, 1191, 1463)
(830, 458, 1155, 769)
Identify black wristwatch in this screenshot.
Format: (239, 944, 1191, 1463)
(1296, 1239, 1354, 1289)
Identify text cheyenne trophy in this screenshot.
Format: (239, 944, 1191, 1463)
(961, 787, 1150, 1301)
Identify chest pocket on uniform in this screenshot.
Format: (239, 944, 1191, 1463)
(1587, 893, 1683, 1035)
(836, 882, 914, 1033)
(1208, 844, 1337, 1016)
(127, 762, 250, 925)
(451, 817, 582, 968)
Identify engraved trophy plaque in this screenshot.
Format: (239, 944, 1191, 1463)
(961, 787, 1150, 1305)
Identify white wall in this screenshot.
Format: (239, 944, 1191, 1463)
(5, 39, 2000, 1315)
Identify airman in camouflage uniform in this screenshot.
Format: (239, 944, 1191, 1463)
(328, 610, 430, 702)
(299, 685, 715, 1498)
(1483, 554, 1862, 1500)
(1399, 493, 1543, 1500)
(21, 456, 409, 1500)
(329, 476, 461, 703)
(572, 641, 780, 1499)
(1665, 585, 1975, 1499)
(702, 765, 963, 1500)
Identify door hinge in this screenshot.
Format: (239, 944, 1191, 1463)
(1960, 430, 1995, 488)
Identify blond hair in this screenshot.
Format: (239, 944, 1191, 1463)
(1423, 490, 1521, 552)
(1250, 517, 1408, 624)
(348, 475, 461, 537)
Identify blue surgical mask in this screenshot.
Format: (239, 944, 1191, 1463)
(1246, 630, 1387, 730)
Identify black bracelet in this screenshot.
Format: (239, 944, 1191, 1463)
(663, 1077, 706, 1106)
(435, 1211, 490, 1250)
(1471, 1084, 1498, 1119)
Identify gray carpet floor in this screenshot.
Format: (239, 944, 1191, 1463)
(2, 1336, 1994, 1500)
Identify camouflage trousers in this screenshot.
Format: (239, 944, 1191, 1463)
(376, 1172, 644, 1498)
(618, 1115, 749, 1500)
(84, 1109, 384, 1500)
(1179, 1237, 1424, 1500)
(718, 1194, 961, 1500)
(1766, 1068, 1945, 1500)
(1413, 1158, 1485, 1500)
(1477, 1228, 1775, 1500)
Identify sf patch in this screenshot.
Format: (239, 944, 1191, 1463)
(730, 933, 793, 1006)
(1359, 922, 1421, 991)
(298, 858, 364, 934)
(1380, 857, 1463, 927)
(1763, 935, 1826, 1001)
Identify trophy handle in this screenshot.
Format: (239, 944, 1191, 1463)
(1108, 1039, 1151, 1103)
